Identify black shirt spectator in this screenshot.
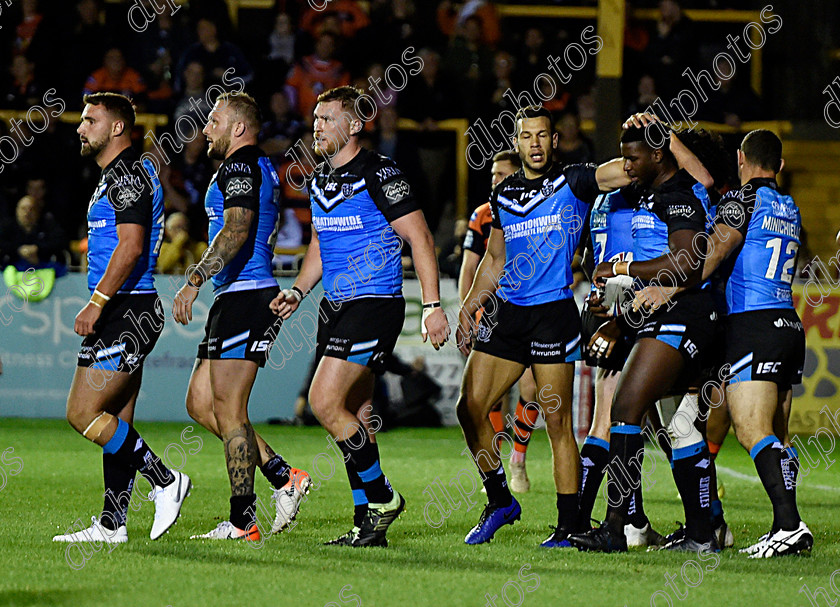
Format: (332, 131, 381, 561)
(0, 195, 68, 268)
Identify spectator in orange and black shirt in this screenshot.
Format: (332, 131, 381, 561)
(83, 48, 146, 102)
(284, 32, 350, 121)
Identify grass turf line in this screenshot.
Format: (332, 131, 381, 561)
(0, 419, 837, 607)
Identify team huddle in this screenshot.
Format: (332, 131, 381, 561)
(52, 85, 810, 558)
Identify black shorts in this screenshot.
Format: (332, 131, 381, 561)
(316, 296, 405, 374)
(77, 293, 163, 374)
(197, 287, 282, 368)
(724, 308, 805, 389)
(632, 289, 719, 373)
(581, 305, 635, 372)
(473, 298, 581, 366)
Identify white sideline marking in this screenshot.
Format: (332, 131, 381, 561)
(717, 465, 840, 493)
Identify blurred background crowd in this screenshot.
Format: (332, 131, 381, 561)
(0, 0, 836, 278)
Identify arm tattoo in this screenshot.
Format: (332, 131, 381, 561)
(223, 423, 257, 496)
(188, 206, 255, 287)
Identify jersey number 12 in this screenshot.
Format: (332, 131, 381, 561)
(765, 237, 798, 284)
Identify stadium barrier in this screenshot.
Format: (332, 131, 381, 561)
(4, 275, 836, 436)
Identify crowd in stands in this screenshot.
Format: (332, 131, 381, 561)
(0, 0, 770, 278)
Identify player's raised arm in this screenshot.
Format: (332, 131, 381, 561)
(390, 210, 450, 349)
(594, 158, 632, 192)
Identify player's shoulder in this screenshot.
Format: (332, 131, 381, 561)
(220, 145, 263, 177)
(355, 148, 403, 181)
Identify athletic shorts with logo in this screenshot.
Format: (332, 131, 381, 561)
(197, 286, 282, 368)
(633, 289, 718, 374)
(724, 308, 804, 390)
(78, 293, 164, 373)
(316, 296, 405, 374)
(473, 298, 581, 365)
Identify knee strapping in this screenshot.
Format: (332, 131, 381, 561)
(82, 411, 116, 442)
(657, 393, 703, 451)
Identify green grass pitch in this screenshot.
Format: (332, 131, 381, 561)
(1, 418, 838, 607)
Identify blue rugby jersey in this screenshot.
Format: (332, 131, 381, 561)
(591, 185, 637, 265)
(205, 145, 281, 294)
(87, 147, 163, 293)
(715, 178, 800, 313)
(308, 148, 419, 301)
(489, 163, 601, 305)
(630, 170, 710, 289)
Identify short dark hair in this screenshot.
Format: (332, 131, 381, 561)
(741, 129, 782, 173)
(515, 105, 553, 134)
(82, 92, 136, 132)
(620, 125, 676, 164)
(216, 91, 261, 131)
(492, 149, 522, 168)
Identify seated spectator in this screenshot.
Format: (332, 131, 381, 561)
(555, 111, 594, 166)
(514, 27, 547, 92)
(399, 47, 460, 124)
(266, 12, 298, 72)
(83, 47, 147, 103)
(4, 55, 40, 109)
(539, 75, 573, 115)
(436, 0, 500, 48)
(484, 50, 515, 118)
(644, 0, 696, 99)
(176, 18, 253, 93)
(300, 0, 370, 41)
(58, 0, 107, 106)
(173, 61, 211, 123)
(0, 195, 68, 269)
(157, 212, 207, 275)
(627, 74, 659, 115)
(259, 90, 305, 165)
(697, 72, 765, 127)
(442, 14, 494, 116)
(284, 32, 350, 120)
(14, 0, 43, 56)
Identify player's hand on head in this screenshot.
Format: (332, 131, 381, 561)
(422, 307, 449, 350)
(173, 283, 199, 325)
(623, 112, 661, 130)
(74, 302, 102, 336)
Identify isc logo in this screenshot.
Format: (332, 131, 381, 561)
(684, 339, 697, 357)
(250, 340, 272, 352)
(758, 361, 781, 374)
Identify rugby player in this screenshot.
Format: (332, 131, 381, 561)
(578, 183, 665, 547)
(569, 123, 719, 553)
(636, 130, 811, 556)
(54, 93, 189, 545)
(458, 149, 539, 494)
(270, 86, 450, 547)
(456, 106, 629, 546)
(173, 92, 310, 541)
